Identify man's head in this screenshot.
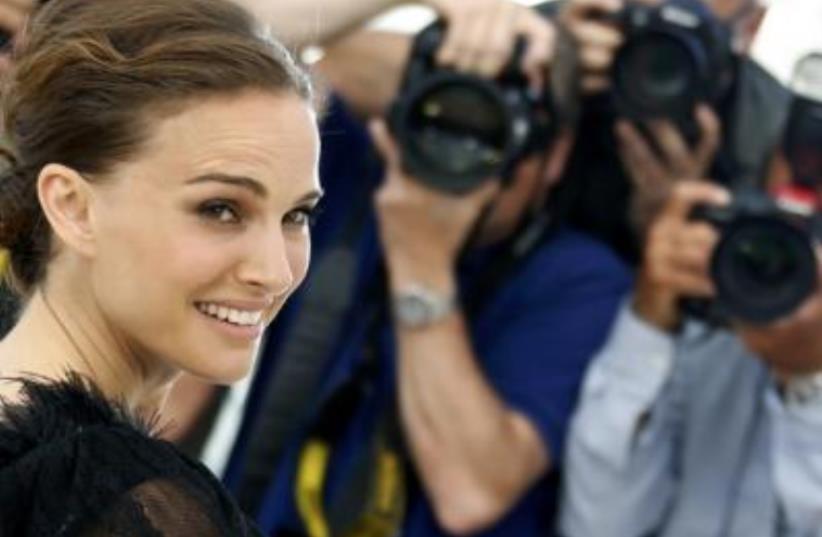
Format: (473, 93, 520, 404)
(473, 130, 576, 246)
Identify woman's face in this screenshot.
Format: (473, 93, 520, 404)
(88, 90, 321, 383)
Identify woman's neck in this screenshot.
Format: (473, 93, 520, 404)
(0, 284, 178, 415)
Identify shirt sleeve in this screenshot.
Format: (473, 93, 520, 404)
(473, 235, 631, 461)
(559, 302, 684, 537)
(770, 378, 822, 532)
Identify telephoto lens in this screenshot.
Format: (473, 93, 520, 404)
(389, 22, 556, 194)
(611, 0, 735, 140)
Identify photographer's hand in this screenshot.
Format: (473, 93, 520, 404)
(560, 0, 624, 94)
(369, 120, 499, 291)
(633, 181, 729, 332)
(737, 255, 822, 378)
(617, 105, 722, 236)
(422, 0, 555, 90)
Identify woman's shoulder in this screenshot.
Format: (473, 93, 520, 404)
(0, 373, 157, 464)
(0, 374, 261, 536)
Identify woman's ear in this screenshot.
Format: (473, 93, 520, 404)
(37, 164, 97, 258)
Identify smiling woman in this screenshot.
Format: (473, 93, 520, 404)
(0, 0, 320, 535)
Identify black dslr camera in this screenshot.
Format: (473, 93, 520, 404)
(389, 22, 558, 194)
(685, 71, 822, 325)
(610, 0, 735, 140)
(690, 187, 821, 324)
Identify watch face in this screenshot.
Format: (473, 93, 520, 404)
(397, 294, 431, 326)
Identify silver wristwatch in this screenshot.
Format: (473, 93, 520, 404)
(392, 285, 457, 328)
(784, 371, 822, 406)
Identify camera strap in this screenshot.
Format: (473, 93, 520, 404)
(236, 156, 379, 516)
(292, 277, 407, 537)
(464, 206, 558, 317)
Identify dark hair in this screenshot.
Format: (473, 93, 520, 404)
(0, 0, 314, 296)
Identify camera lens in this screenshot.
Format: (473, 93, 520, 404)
(712, 217, 817, 323)
(615, 32, 697, 117)
(402, 79, 509, 192)
(731, 233, 797, 285)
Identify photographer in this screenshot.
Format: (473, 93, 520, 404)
(559, 49, 822, 537)
(557, 0, 765, 264)
(0, 0, 38, 339)
(223, 4, 631, 536)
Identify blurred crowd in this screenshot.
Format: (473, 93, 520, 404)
(2, 0, 822, 535)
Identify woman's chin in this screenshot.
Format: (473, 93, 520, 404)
(183, 351, 255, 386)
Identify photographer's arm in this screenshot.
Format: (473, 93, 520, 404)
(231, 0, 401, 49)
(616, 106, 722, 237)
(394, 308, 549, 534)
(237, 0, 555, 88)
(369, 122, 547, 534)
(317, 30, 411, 118)
(731, 260, 822, 531)
(561, 182, 729, 536)
(560, 302, 678, 537)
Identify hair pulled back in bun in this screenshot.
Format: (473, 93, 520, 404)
(0, 0, 314, 296)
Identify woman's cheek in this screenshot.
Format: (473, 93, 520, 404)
(287, 236, 311, 292)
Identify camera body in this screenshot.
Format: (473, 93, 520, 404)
(611, 0, 735, 140)
(783, 95, 822, 189)
(389, 22, 555, 194)
(688, 187, 821, 324)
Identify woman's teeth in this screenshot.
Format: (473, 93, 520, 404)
(196, 302, 263, 327)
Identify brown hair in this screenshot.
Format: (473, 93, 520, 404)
(0, 0, 314, 296)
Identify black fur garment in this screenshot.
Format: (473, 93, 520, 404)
(0, 373, 262, 537)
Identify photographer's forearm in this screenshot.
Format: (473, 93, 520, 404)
(318, 30, 411, 118)
(233, 0, 401, 48)
(394, 307, 548, 533)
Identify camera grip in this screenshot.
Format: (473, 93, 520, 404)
(416, 22, 447, 59)
(689, 203, 733, 228)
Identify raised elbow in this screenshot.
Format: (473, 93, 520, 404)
(431, 485, 512, 535)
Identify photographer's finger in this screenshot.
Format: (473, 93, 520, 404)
(667, 269, 716, 298)
(616, 120, 666, 190)
(694, 104, 722, 169)
(436, 14, 469, 67)
(670, 235, 715, 275)
(682, 221, 720, 250)
(474, 3, 515, 77)
(368, 119, 402, 171)
(647, 120, 691, 175)
(579, 44, 616, 74)
(663, 181, 731, 221)
(519, 17, 555, 90)
(570, 20, 623, 49)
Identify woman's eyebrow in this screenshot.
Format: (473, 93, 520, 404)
(297, 190, 324, 204)
(185, 173, 267, 198)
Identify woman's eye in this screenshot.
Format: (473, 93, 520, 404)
(284, 206, 320, 227)
(199, 200, 241, 224)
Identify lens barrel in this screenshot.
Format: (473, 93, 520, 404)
(390, 21, 554, 194)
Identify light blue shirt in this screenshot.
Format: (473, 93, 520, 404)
(560, 303, 822, 537)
